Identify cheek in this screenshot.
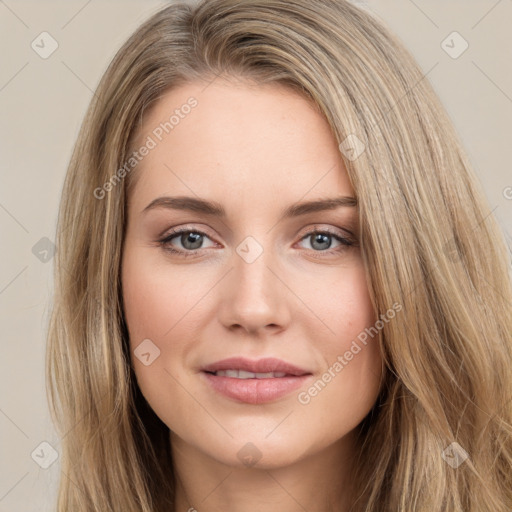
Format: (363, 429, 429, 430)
(122, 249, 202, 346)
(296, 263, 382, 420)
(328, 263, 381, 376)
(306, 261, 376, 340)
(121, 250, 205, 424)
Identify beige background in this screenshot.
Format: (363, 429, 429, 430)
(0, 1, 511, 510)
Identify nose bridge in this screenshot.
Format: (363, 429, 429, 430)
(233, 234, 277, 303)
(218, 233, 290, 333)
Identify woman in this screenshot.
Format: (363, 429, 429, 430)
(46, 0, 512, 510)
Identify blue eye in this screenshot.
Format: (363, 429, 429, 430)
(158, 229, 216, 257)
(158, 227, 356, 258)
(298, 231, 353, 253)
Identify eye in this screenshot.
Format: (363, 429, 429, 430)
(158, 228, 217, 257)
(296, 228, 355, 257)
(157, 225, 356, 259)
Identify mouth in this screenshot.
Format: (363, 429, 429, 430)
(201, 356, 310, 376)
(200, 357, 313, 404)
(205, 370, 290, 379)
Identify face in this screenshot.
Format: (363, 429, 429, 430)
(121, 77, 383, 469)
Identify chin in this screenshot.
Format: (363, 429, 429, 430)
(198, 434, 312, 470)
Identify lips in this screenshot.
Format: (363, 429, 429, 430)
(200, 357, 313, 404)
(201, 357, 310, 377)
(214, 369, 287, 378)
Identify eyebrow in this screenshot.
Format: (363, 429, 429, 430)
(142, 195, 357, 220)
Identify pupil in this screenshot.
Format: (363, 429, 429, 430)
(312, 233, 331, 250)
(183, 232, 202, 250)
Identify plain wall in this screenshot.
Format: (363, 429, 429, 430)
(0, 1, 510, 510)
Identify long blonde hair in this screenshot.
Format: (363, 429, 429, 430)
(46, 0, 512, 510)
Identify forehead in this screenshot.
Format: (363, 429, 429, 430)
(128, 78, 354, 210)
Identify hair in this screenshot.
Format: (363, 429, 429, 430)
(46, 0, 512, 510)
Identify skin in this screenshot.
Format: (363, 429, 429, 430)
(121, 77, 383, 512)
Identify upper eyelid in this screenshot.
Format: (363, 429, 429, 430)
(161, 225, 217, 242)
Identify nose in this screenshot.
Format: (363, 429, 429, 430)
(217, 243, 291, 336)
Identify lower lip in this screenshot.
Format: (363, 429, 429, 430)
(202, 372, 312, 404)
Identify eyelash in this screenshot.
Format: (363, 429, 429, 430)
(157, 226, 356, 259)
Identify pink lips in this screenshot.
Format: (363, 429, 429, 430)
(201, 357, 313, 404)
(202, 357, 310, 376)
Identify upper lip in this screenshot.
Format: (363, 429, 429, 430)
(201, 357, 311, 376)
